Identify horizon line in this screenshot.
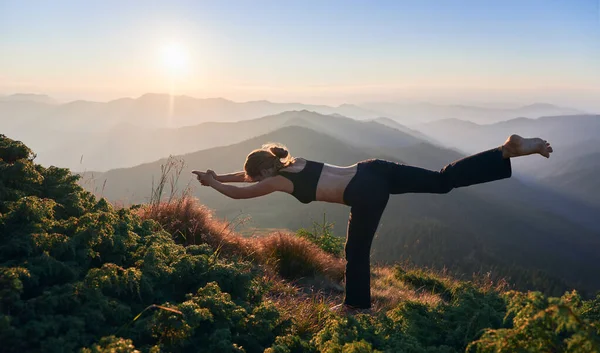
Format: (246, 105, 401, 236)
(0, 91, 591, 111)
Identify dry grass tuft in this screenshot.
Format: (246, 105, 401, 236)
(135, 195, 256, 259)
(269, 293, 334, 337)
(137, 196, 345, 286)
(470, 270, 511, 294)
(371, 263, 509, 313)
(257, 232, 345, 282)
(370, 265, 443, 312)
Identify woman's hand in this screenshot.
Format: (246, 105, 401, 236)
(192, 169, 282, 199)
(206, 170, 217, 179)
(192, 170, 216, 186)
(203, 170, 217, 186)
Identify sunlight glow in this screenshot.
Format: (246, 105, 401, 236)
(157, 42, 191, 127)
(160, 42, 190, 77)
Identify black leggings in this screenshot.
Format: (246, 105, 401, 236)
(341, 147, 512, 309)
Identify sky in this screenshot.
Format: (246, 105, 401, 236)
(1, 0, 599, 108)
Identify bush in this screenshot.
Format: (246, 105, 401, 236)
(296, 213, 344, 258)
(0, 135, 281, 353)
(147, 282, 288, 352)
(467, 290, 600, 352)
(80, 336, 140, 353)
(265, 334, 317, 353)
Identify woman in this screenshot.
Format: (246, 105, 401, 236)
(192, 134, 553, 314)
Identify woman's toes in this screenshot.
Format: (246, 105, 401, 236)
(541, 144, 552, 158)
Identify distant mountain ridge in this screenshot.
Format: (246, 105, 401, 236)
(1, 92, 585, 132)
(0, 93, 381, 133)
(0, 93, 57, 104)
(363, 101, 584, 125)
(7, 110, 430, 171)
(415, 114, 600, 153)
(1, 92, 586, 172)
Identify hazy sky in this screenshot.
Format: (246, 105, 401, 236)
(1, 0, 599, 107)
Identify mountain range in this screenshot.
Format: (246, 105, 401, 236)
(3, 93, 583, 130)
(362, 101, 584, 125)
(1, 93, 585, 171)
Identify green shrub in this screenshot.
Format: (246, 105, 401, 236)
(296, 213, 344, 258)
(80, 336, 140, 353)
(467, 290, 600, 352)
(265, 334, 317, 353)
(0, 135, 281, 353)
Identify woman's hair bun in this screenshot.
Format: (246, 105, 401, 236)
(269, 146, 289, 159)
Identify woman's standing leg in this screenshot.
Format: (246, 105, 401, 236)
(343, 197, 388, 309)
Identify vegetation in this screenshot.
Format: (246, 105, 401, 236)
(296, 214, 344, 258)
(1, 134, 599, 352)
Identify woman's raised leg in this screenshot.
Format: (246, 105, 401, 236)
(380, 146, 510, 194)
(382, 135, 552, 195)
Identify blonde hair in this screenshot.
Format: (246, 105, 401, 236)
(244, 143, 294, 180)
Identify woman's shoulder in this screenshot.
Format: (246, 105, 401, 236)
(294, 158, 326, 167)
(267, 174, 294, 193)
(281, 157, 308, 172)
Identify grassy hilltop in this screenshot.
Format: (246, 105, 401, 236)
(1, 134, 599, 353)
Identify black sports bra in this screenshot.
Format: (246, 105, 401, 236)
(278, 160, 324, 204)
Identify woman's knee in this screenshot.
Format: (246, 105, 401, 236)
(437, 182, 453, 194)
(437, 168, 454, 194)
(344, 240, 371, 263)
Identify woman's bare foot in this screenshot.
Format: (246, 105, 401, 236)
(502, 134, 553, 159)
(330, 303, 372, 316)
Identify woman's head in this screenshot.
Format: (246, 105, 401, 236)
(244, 143, 294, 181)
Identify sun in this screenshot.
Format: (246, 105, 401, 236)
(160, 42, 190, 77)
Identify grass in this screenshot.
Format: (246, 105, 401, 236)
(370, 266, 444, 311)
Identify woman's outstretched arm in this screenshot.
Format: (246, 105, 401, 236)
(192, 170, 250, 183)
(215, 171, 249, 183)
(202, 173, 286, 199)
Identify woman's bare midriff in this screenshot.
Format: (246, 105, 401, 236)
(280, 159, 358, 205)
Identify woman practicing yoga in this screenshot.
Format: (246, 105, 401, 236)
(192, 134, 553, 314)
